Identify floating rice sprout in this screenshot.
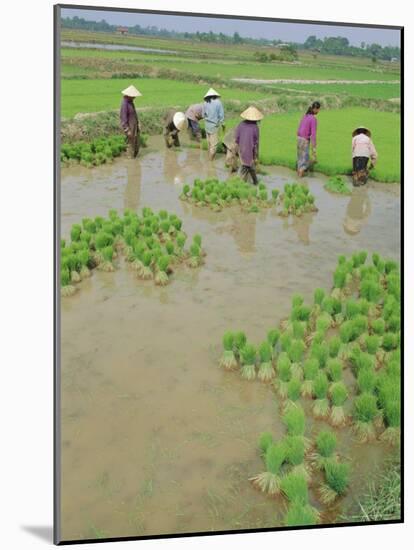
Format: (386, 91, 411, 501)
(283, 501, 319, 526)
(327, 358, 343, 382)
(240, 343, 257, 381)
(310, 430, 337, 471)
(258, 341, 275, 382)
(275, 353, 292, 398)
(219, 332, 238, 370)
(271, 189, 279, 203)
(154, 255, 170, 286)
(312, 372, 330, 419)
(301, 358, 319, 398)
(353, 392, 379, 442)
(188, 243, 202, 268)
(319, 459, 351, 504)
(249, 442, 286, 496)
(329, 382, 348, 427)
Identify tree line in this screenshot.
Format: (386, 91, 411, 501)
(61, 16, 400, 61)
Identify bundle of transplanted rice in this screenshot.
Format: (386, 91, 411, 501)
(310, 340, 329, 369)
(377, 373, 401, 445)
(179, 176, 276, 212)
(282, 403, 310, 450)
(77, 249, 92, 279)
(329, 382, 349, 427)
(319, 459, 351, 505)
(288, 339, 306, 370)
(267, 328, 280, 359)
(239, 343, 257, 381)
(274, 353, 292, 399)
(154, 255, 171, 286)
(328, 336, 341, 359)
(352, 392, 380, 442)
(312, 372, 330, 419)
(284, 435, 311, 481)
(324, 175, 352, 196)
(258, 432, 274, 456)
(283, 500, 319, 526)
(280, 471, 320, 526)
(310, 430, 338, 471)
(60, 267, 77, 297)
(61, 135, 130, 167)
(301, 358, 319, 398)
(327, 358, 343, 383)
(98, 245, 116, 272)
(278, 182, 317, 217)
(249, 441, 287, 496)
(258, 341, 275, 382)
(187, 241, 203, 268)
(219, 331, 238, 371)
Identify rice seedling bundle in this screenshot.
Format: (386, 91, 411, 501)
(288, 339, 305, 365)
(312, 372, 330, 419)
(382, 332, 399, 351)
(327, 358, 343, 383)
(324, 176, 352, 196)
(284, 502, 319, 526)
(258, 432, 274, 456)
(250, 442, 286, 495)
(380, 398, 401, 445)
(301, 358, 319, 397)
(329, 382, 349, 427)
(353, 392, 379, 442)
(188, 243, 202, 268)
(286, 378, 302, 403)
(310, 341, 329, 369)
(357, 368, 377, 394)
(314, 288, 325, 307)
(310, 430, 337, 470)
(328, 336, 341, 359)
(278, 183, 317, 217)
(234, 331, 247, 356)
(319, 459, 350, 504)
(258, 341, 275, 382)
(154, 255, 170, 286)
(240, 343, 257, 381)
(267, 328, 280, 356)
(219, 332, 238, 370)
(280, 471, 309, 505)
(60, 267, 77, 297)
(61, 135, 129, 167)
(275, 353, 292, 398)
(282, 403, 306, 437)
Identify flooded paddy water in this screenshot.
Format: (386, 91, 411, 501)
(60, 136, 400, 540)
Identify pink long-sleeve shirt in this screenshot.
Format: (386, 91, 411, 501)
(297, 114, 318, 147)
(352, 134, 378, 163)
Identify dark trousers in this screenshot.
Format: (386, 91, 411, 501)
(353, 156, 369, 171)
(187, 119, 201, 141)
(127, 131, 140, 159)
(240, 165, 258, 185)
(352, 156, 369, 186)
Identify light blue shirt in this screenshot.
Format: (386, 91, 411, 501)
(203, 99, 225, 134)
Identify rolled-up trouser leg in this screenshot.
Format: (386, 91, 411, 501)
(240, 165, 258, 185)
(206, 131, 219, 159)
(225, 147, 238, 172)
(128, 133, 139, 158)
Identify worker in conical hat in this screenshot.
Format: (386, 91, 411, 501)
(234, 106, 264, 185)
(163, 110, 187, 148)
(351, 126, 378, 186)
(202, 88, 225, 160)
(120, 85, 142, 158)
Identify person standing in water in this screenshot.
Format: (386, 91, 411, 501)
(202, 88, 225, 161)
(235, 106, 264, 186)
(185, 103, 204, 142)
(297, 101, 321, 177)
(120, 85, 142, 159)
(163, 110, 187, 148)
(351, 126, 378, 186)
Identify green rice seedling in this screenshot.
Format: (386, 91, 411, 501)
(219, 331, 238, 370)
(275, 353, 292, 398)
(310, 341, 329, 369)
(79, 231, 92, 247)
(280, 332, 292, 353)
(314, 288, 325, 307)
(301, 358, 319, 398)
(271, 188, 279, 203)
(282, 403, 306, 437)
(384, 259, 398, 274)
(329, 382, 348, 427)
(249, 442, 286, 495)
(357, 368, 377, 394)
(70, 224, 82, 242)
(339, 320, 356, 344)
(286, 378, 302, 404)
(382, 332, 399, 351)
(258, 341, 275, 382)
(324, 176, 351, 196)
(327, 359, 343, 382)
(291, 304, 312, 322)
(284, 502, 319, 526)
(333, 266, 348, 290)
(315, 312, 332, 334)
(319, 459, 351, 504)
(95, 231, 113, 250)
(187, 243, 202, 268)
(139, 251, 153, 280)
(165, 241, 175, 257)
(130, 242, 146, 273)
(292, 294, 304, 309)
(280, 471, 309, 505)
(180, 184, 191, 200)
(360, 279, 382, 303)
(248, 204, 260, 213)
(98, 246, 115, 272)
(154, 255, 170, 286)
(240, 344, 257, 381)
(267, 328, 280, 357)
(312, 372, 330, 419)
(288, 339, 305, 365)
(77, 249, 92, 279)
(344, 299, 360, 320)
(292, 321, 306, 340)
(310, 430, 337, 470)
(61, 267, 77, 297)
(258, 432, 274, 456)
(284, 435, 311, 481)
(328, 336, 341, 359)
(387, 315, 401, 333)
(371, 318, 386, 335)
(380, 398, 401, 446)
(353, 393, 379, 442)
(233, 331, 247, 357)
(364, 334, 381, 355)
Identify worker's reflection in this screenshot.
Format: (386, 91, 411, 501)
(282, 212, 315, 245)
(343, 186, 371, 235)
(124, 158, 141, 212)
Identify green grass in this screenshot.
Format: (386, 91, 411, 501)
(242, 108, 400, 182)
(61, 77, 272, 118)
(268, 83, 400, 101)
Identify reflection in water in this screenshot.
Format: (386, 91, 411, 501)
(282, 212, 315, 245)
(221, 211, 257, 255)
(343, 187, 372, 235)
(163, 149, 183, 185)
(123, 159, 142, 212)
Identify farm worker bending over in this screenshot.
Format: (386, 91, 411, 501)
(120, 85, 142, 159)
(235, 106, 264, 186)
(202, 88, 225, 160)
(351, 126, 378, 186)
(185, 103, 204, 142)
(297, 101, 321, 177)
(163, 110, 187, 148)
(223, 127, 239, 173)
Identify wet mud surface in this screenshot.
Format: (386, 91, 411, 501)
(60, 136, 400, 540)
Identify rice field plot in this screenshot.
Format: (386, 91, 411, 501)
(267, 82, 400, 101)
(61, 77, 272, 118)
(251, 108, 400, 182)
(219, 251, 401, 525)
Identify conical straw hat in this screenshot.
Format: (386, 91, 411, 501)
(240, 106, 264, 121)
(204, 87, 220, 98)
(173, 112, 187, 131)
(121, 85, 142, 97)
(352, 126, 371, 137)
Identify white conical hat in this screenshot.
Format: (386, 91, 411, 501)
(121, 85, 142, 97)
(173, 112, 187, 131)
(204, 87, 220, 98)
(352, 126, 371, 137)
(240, 106, 264, 121)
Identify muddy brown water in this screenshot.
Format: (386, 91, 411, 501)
(60, 136, 400, 540)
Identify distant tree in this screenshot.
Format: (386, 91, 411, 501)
(233, 31, 243, 44)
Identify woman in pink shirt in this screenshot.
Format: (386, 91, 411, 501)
(296, 101, 321, 177)
(352, 126, 378, 186)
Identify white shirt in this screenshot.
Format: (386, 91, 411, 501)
(352, 134, 378, 162)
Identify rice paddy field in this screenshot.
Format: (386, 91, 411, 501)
(59, 26, 401, 542)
